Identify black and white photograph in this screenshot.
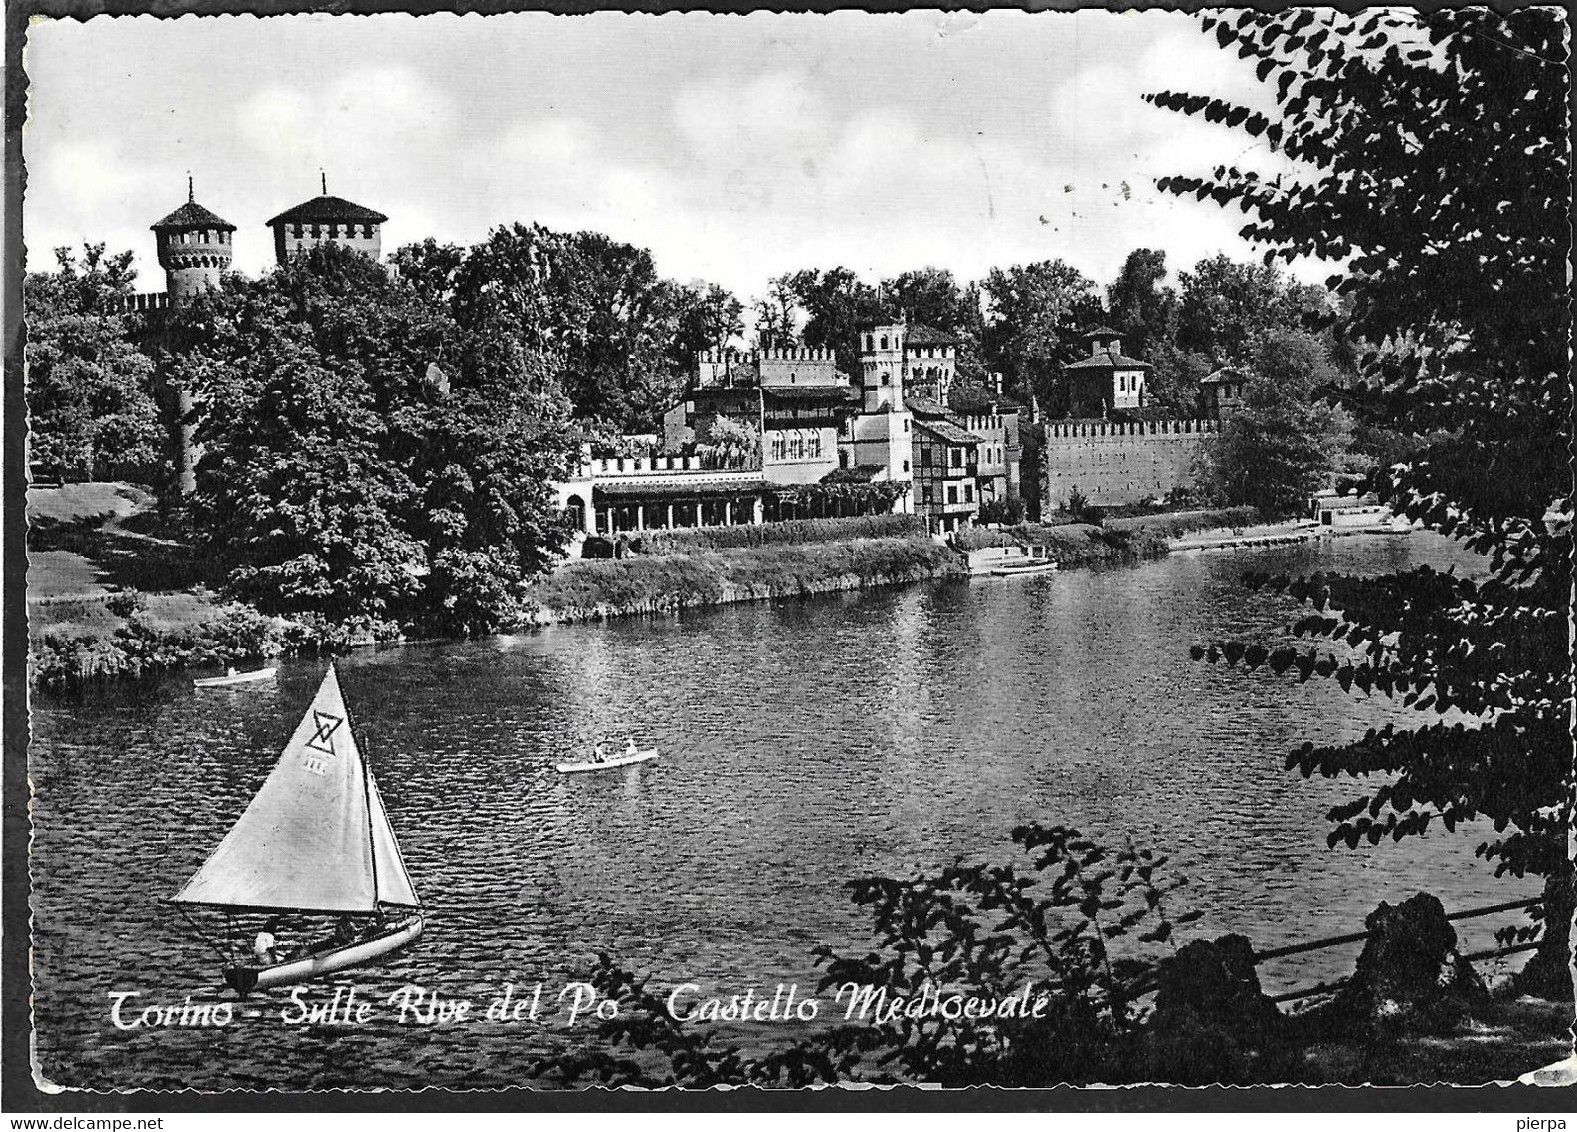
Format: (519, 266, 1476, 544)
(6, 1, 1574, 1112)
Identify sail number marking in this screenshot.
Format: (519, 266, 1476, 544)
(303, 710, 345, 776)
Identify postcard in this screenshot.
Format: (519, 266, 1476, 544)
(9, 3, 1574, 1115)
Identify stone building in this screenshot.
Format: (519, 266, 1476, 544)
(266, 177, 388, 265)
(1063, 327, 1152, 417)
(1199, 366, 1248, 419)
(152, 180, 236, 303)
(858, 321, 959, 407)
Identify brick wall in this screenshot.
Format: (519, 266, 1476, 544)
(1040, 419, 1218, 510)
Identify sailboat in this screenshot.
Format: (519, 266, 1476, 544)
(168, 665, 424, 995)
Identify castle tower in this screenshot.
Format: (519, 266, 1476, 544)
(859, 322, 909, 412)
(151, 179, 235, 497)
(152, 178, 235, 304)
(266, 173, 389, 265)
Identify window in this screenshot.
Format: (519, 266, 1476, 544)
(866, 334, 874, 351)
(311, 225, 321, 238)
(880, 335, 889, 350)
(920, 447, 932, 467)
(946, 485, 958, 504)
(882, 374, 890, 386)
(921, 487, 933, 504)
(328, 224, 339, 239)
(806, 435, 821, 459)
(789, 436, 804, 460)
(902, 419, 910, 432)
(903, 460, 911, 473)
(950, 448, 962, 469)
(790, 373, 796, 383)
(292, 223, 303, 238)
(964, 483, 973, 502)
(771, 436, 787, 461)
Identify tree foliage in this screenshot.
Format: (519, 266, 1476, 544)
(1196, 329, 1350, 516)
(176, 244, 578, 635)
(1150, 9, 1570, 986)
(980, 259, 1102, 416)
(24, 245, 162, 482)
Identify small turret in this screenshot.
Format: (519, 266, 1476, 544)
(152, 177, 235, 305)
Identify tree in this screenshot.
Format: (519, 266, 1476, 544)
(883, 267, 989, 385)
(1149, 9, 1571, 994)
(1196, 330, 1348, 516)
(671, 282, 744, 361)
(447, 224, 698, 432)
(776, 268, 880, 375)
(179, 243, 578, 634)
(752, 275, 802, 352)
(1174, 254, 1302, 365)
(1105, 248, 1177, 360)
(981, 260, 1102, 416)
(24, 245, 162, 483)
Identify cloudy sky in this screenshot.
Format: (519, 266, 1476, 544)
(24, 10, 1310, 305)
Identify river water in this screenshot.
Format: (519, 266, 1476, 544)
(29, 532, 1534, 1090)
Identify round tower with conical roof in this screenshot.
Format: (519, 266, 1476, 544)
(152, 178, 235, 304)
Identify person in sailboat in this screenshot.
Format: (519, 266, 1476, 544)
(253, 919, 282, 966)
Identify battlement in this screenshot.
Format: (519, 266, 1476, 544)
(963, 413, 1007, 434)
(695, 347, 836, 365)
(568, 452, 762, 480)
(109, 292, 172, 313)
(1043, 418, 1220, 440)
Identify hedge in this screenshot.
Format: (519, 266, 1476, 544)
(614, 513, 927, 555)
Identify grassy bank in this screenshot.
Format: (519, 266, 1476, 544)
(26, 484, 1263, 686)
(527, 535, 964, 624)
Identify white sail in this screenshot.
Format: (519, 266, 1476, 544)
(171, 665, 419, 913)
(366, 765, 420, 908)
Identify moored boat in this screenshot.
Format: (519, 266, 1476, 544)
(168, 665, 424, 995)
(987, 557, 1059, 577)
(556, 748, 658, 774)
(194, 666, 278, 688)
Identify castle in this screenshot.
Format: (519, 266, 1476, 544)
(123, 178, 391, 493)
(124, 183, 1230, 527)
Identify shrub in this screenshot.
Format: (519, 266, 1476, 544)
(630, 514, 926, 555)
(978, 497, 1026, 525)
(535, 825, 1203, 1087)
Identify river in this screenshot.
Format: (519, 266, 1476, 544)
(29, 532, 1534, 1090)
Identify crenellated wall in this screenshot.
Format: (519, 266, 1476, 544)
(1040, 418, 1219, 509)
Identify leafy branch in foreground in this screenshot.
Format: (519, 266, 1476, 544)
(1155, 9, 1570, 995)
(535, 825, 1202, 1087)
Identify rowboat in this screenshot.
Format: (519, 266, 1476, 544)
(987, 557, 1058, 577)
(556, 748, 658, 774)
(194, 666, 278, 688)
(168, 665, 424, 995)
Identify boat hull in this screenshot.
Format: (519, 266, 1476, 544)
(556, 750, 658, 774)
(986, 561, 1058, 577)
(224, 913, 423, 995)
(194, 667, 278, 688)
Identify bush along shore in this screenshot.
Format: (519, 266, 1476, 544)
(29, 508, 1266, 689)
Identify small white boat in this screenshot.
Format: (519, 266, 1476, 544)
(556, 748, 658, 774)
(987, 557, 1058, 577)
(224, 913, 424, 996)
(194, 666, 278, 688)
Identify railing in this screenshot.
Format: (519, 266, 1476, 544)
(1257, 896, 1544, 1004)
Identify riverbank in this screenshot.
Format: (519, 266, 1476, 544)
(23, 486, 1290, 687)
